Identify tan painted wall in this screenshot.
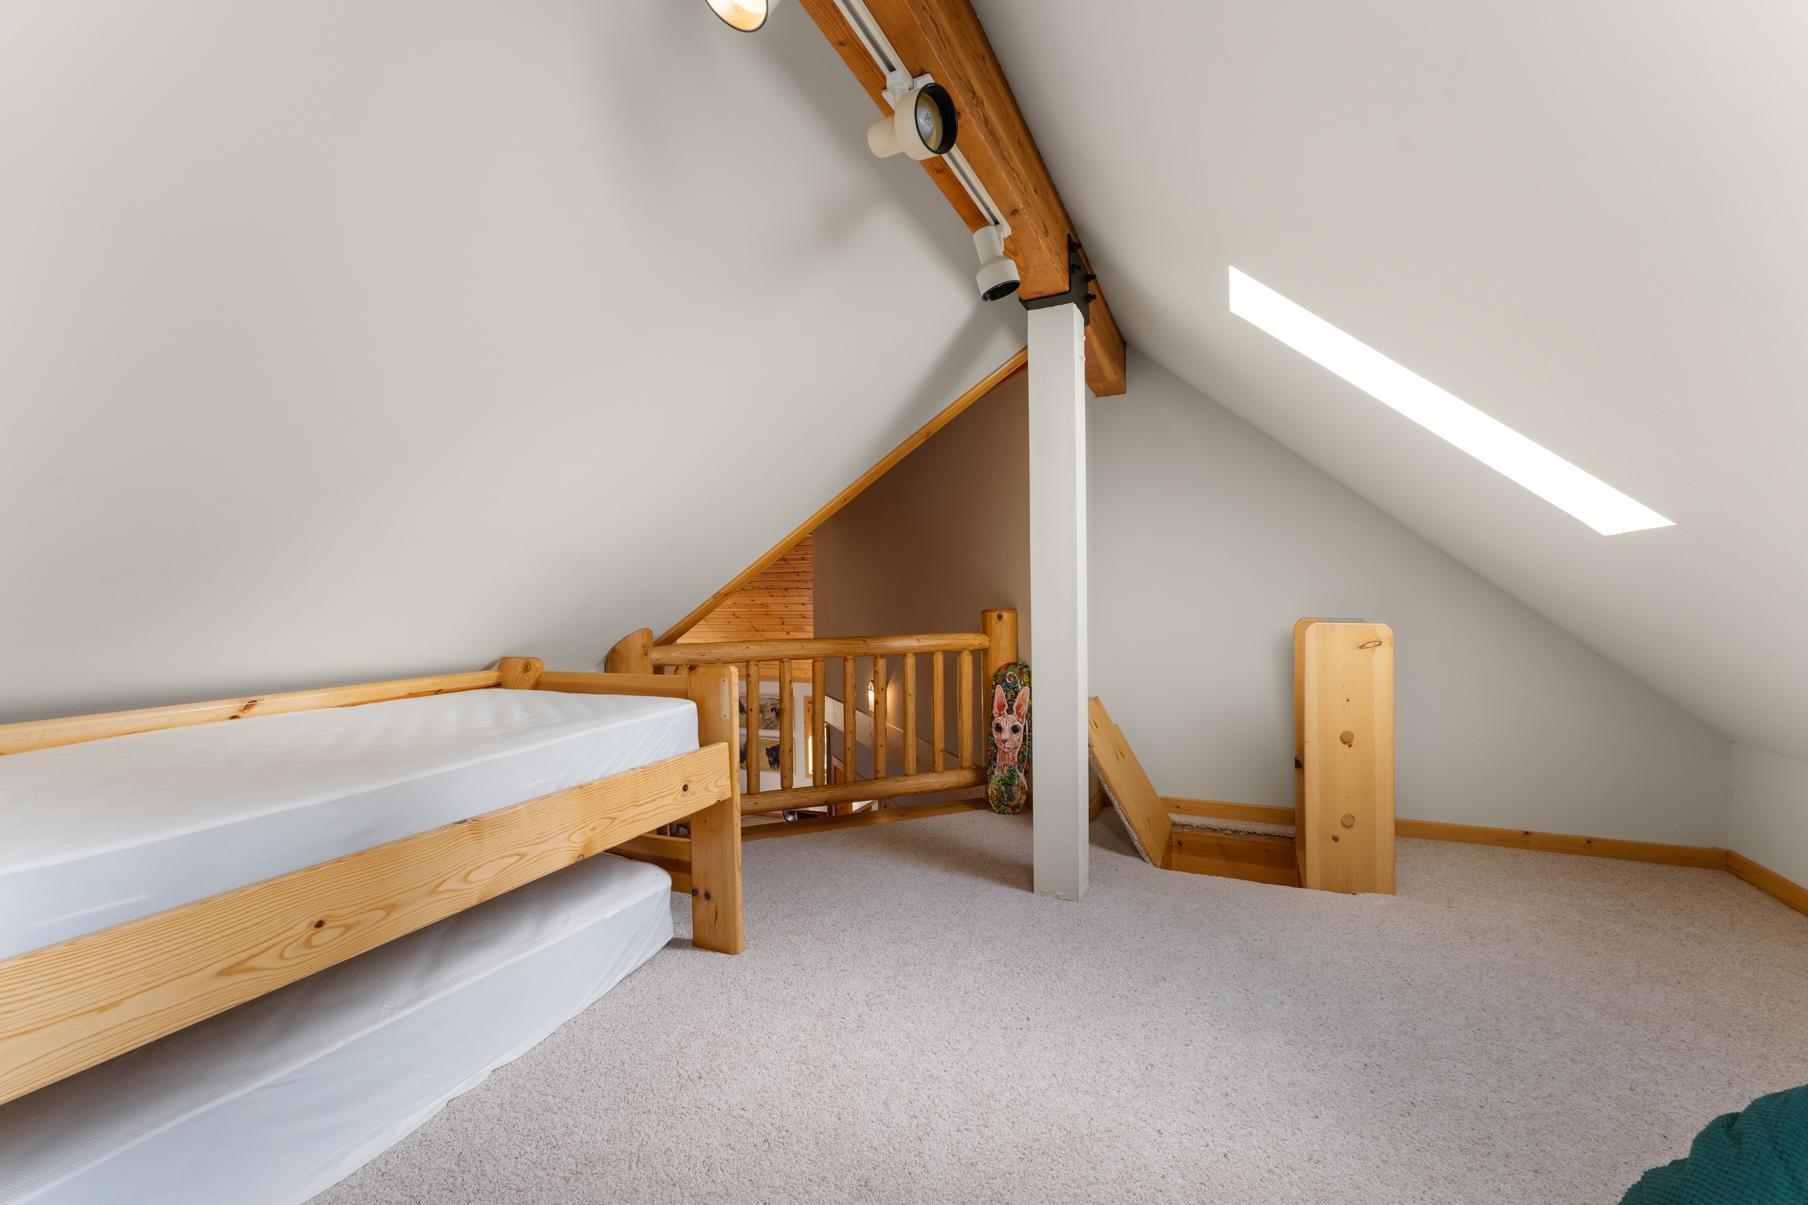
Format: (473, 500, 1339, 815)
(814, 370, 1029, 766)
(815, 370, 1028, 654)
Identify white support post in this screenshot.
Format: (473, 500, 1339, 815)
(1027, 302, 1089, 901)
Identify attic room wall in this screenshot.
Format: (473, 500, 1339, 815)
(0, 1, 1023, 723)
(1089, 354, 1731, 847)
(814, 368, 1029, 747)
(1730, 745, 1808, 887)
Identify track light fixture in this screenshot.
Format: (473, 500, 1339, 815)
(704, 0, 781, 32)
(973, 225, 1020, 302)
(867, 71, 958, 160)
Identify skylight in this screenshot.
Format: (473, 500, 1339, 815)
(1227, 267, 1673, 536)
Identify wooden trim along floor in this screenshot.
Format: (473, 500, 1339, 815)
(656, 347, 1028, 645)
(744, 799, 988, 842)
(1728, 851, 1808, 918)
(1161, 796, 1808, 916)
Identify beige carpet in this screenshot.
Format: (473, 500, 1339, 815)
(316, 812, 1808, 1204)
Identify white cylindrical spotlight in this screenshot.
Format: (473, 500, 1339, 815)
(973, 225, 1021, 301)
(867, 81, 959, 160)
(705, 0, 781, 32)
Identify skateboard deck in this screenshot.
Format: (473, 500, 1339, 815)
(986, 661, 1031, 814)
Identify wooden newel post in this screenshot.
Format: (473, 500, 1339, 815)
(604, 628, 654, 675)
(981, 609, 1018, 683)
(496, 657, 544, 690)
(687, 665, 745, 954)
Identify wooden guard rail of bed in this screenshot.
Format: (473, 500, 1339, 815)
(0, 660, 743, 1107)
(603, 611, 1015, 863)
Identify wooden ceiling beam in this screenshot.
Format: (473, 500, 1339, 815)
(797, 0, 1128, 396)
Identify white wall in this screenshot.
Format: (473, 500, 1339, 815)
(978, 0, 1808, 769)
(0, 0, 1023, 722)
(1730, 745, 1808, 886)
(1089, 354, 1731, 846)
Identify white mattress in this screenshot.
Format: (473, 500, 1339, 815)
(0, 852, 674, 1205)
(0, 688, 697, 960)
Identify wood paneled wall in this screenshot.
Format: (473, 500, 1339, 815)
(679, 536, 814, 651)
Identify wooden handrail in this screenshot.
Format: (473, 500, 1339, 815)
(624, 609, 1016, 820)
(0, 670, 502, 757)
(649, 633, 989, 665)
(535, 670, 690, 699)
(740, 768, 982, 813)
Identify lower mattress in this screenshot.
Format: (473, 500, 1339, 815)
(0, 687, 697, 960)
(0, 853, 674, 1205)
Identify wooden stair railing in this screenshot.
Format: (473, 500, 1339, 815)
(604, 610, 1017, 827)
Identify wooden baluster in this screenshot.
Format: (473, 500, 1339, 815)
(744, 660, 760, 798)
(842, 655, 857, 781)
(932, 651, 945, 772)
(902, 653, 918, 776)
(957, 651, 973, 768)
(812, 657, 827, 787)
(778, 658, 795, 790)
(873, 656, 888, 778)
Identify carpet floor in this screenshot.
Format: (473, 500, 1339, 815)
(316, 812, 1808, 1204)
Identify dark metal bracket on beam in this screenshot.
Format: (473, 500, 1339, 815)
(1020, 236, 1097, 326)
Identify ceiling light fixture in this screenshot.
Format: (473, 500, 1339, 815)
(972, 225, 1020, 301)
(704, 0, 780, 32)
(867, 74, 958, 160)
(824, 0, 1014, 266)
(1227, 267, 1673, 536)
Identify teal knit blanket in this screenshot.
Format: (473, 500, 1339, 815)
(1623, 1085, 1808, 1204)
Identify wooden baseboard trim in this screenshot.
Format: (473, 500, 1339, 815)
(1394, 818, 1728, 870)
(1728, 852, 1808, 917)
(1165, 797, 1808, 915)
(744, 799, 988, 841)
(1159, 797, 1727, 870)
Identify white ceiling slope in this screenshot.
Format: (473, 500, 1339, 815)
(978, 0, 1808, 762)
(0, 1, 1022, 722)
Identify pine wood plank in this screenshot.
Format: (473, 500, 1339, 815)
(1166, 829, 1301, 887)
(0, 670, 502, 757)
(1299, 623, 1396, 895)
(1163, 797, 1731, 872)
(744, 798, 988, 841)
(1728, 852, 1808, 915)
(0, 744, 731, 1105)
(737, 768, 983, 813)
(1086, 697, 1171, 868)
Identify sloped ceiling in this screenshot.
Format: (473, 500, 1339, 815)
(0, 1, 1022, 721)
(975, 0, 1808, 762)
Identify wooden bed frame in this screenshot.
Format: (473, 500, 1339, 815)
(0, 657, 742, 1107)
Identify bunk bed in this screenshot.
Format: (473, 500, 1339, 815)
(0, 657, 744, 1113)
